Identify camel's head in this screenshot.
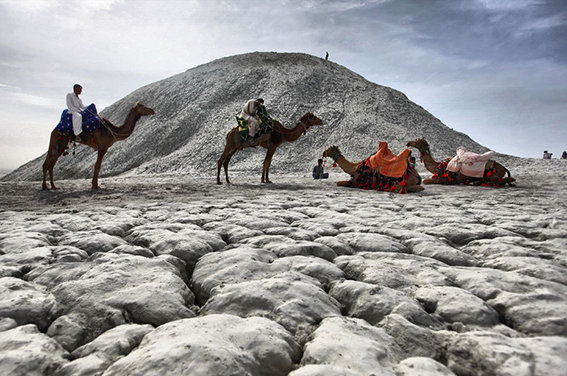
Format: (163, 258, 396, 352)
(406, 138, 429, 155)
(322, 145, 341, 161)
(300, 112, 323, 128)
(134, 102, 155, 116)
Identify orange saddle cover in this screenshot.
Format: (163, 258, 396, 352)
(367, 142, 410, 178)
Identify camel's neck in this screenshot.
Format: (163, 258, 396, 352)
(334, 155, 360, 176)
(420, 150, 441, 174)
(275, 120, 307, 141)
(110, 108, 142, 141)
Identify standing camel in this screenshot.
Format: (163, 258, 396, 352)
(42, 102, 155, 190)
(322, 145, 424, 193)
(406, 138, 515, 186)
(217, 112, 323, 184)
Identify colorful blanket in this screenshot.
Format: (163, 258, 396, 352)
(236, 105, 273, 140)
(447, 147, 495, 178)
(367, 142, 411, 178)
(55, 103, 102, 133)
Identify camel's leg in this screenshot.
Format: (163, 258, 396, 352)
(262, 146, 276, 183)
(43, 129, 63, 190)
(42, 154, 56, 190)
(406, 185, 425, 192)
(92, 148, 108, 190)
(217, 153, 226, 185)
(47, 154, 59, 190)
(217, 145, 237, 184)
(495, 163, 515, 186)
(400, 174, 424, 193)
(222, 149, 237, 184)
(217, 131, 241, 184)
(422, 178, 436, 184)
(336, 180, 352, 187)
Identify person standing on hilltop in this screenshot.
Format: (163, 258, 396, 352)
(66, 84, 86, 141)
(240, 98, 264, 141)
(561, 151, 567, 159)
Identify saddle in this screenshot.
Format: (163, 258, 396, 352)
(366, 142, 410, 178)
(55, 103, 102, 134)
(446, 147, 495, 178)
(236, 105, 273, 141)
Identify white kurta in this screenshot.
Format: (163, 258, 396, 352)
(66, 92, 86, 135)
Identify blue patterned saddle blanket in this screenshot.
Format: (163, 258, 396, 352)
(56, 103, 102, 133)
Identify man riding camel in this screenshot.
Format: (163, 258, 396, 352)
(240, 98, 264, 142)
(66, 84, 87, 141)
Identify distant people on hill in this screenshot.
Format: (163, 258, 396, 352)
(313, 159, 329, 179)
(325, 52, 329, 60)
(543, 150, 553, 159)
(561, 151, 567, 159)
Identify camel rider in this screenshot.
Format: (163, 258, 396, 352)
(66, 84, 87, 140)
(240, 98, 264, 140)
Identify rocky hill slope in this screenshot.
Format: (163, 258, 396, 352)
(5, 52, 489, 181)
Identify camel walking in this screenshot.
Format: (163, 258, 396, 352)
(406, 138, 515, 186)
(42, 102, 155, 190)
(322, 145, 424, 193)
(217, 112, 323, 184)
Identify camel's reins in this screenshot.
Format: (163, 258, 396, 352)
(100, 119, 133, 140)
(85, 108, 132, 140)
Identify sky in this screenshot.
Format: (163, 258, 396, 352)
(1, 0, 566, 171)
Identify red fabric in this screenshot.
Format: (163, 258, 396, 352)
(367, 142, 410, 178)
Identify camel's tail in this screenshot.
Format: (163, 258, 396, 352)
(504, 166, 513, 178)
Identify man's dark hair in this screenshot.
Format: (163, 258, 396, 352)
(318, 159, 323, 163)
(73, 84, 83, 90)
(256, 98, 264, 104)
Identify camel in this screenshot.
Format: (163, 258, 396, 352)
(322, 145, 424, 193)
(406, 138, 515, 186)
(42, 102, 155, 190)
(217, 112, 323, 184)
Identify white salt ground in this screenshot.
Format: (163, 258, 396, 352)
(0, 157, 566, 376)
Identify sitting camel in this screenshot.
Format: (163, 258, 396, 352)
(406, 138, 515, 186)
(217, 112, 323, 184)
(42, 102, 155, 190)
(322, 143, 424, 193)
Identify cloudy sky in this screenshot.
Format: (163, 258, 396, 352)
(1, 0, 566, 170)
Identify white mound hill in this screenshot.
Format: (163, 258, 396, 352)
(4, 52, 493, 182)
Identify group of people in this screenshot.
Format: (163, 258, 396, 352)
(67, 85, 335, 181)
(66, 85, 414, 181)
(543, 150, 567, 159)
(71, 85, 559, 183)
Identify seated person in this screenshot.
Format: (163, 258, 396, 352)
(409, 156, 417, 169)
(543, 150, 553, 159)
(312, 159, 329, 179)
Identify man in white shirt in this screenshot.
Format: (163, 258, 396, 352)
(240, 98, 263, 141)
(66, 84, 86, 140)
